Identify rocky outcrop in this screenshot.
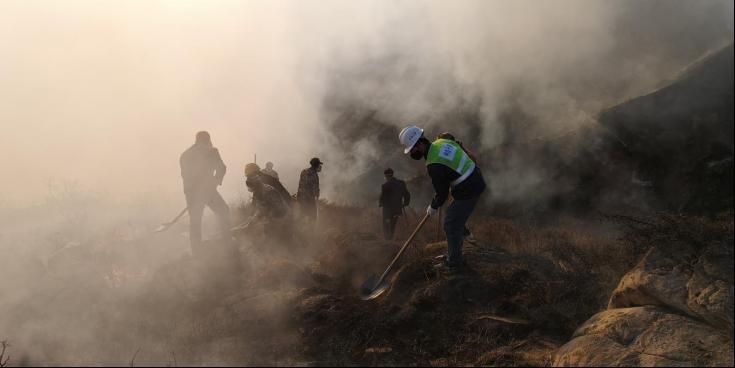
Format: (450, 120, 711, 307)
(554, 44, 735, 366)
(608, 241, 733, 333)
(555, 306, 733, 367)
(554, 237, 734, 367)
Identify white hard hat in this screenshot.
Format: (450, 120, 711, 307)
(399, 125, 424, 154)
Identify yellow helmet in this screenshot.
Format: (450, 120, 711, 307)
(244, 163, 260, 176)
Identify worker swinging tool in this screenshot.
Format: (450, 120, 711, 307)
(399, 125, 486, 271)
(360, 125, 487, 300)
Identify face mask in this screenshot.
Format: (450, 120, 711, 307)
(410, 150, 423, 160)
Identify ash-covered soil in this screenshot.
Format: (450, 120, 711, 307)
(1, 201, 641, 367)
(292, 233, 605, 366)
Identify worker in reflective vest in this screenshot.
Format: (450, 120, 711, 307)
(399, 125, 486, 270)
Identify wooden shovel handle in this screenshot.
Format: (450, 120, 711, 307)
(374, 212, 431, 287)
(169, 207, 189, 224)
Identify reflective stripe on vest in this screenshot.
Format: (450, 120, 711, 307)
(426, 138, 476, 187)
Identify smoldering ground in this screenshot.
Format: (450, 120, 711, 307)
(0, 189, 331, 365)
(1, 1, 732, 205)
(0, 187, 380, 365)
(0, 0, 733, 365)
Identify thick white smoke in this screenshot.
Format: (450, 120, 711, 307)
(0, 1, 732, 365)
(1, 0, 732, 206)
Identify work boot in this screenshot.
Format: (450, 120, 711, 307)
(433, 256, 465, 272)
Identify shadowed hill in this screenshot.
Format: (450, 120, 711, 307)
(599, 43, 734, 214)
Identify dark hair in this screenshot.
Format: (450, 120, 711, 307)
(437, 132, 455, 141)
(384, 168, 394, 175)
(195, 131, 211, 144)
(417, 137, 431, 146)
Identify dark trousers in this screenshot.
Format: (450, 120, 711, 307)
(185, 189, 231, 252)
(443, 196, 480, 264)
(382, 211, 400, 240)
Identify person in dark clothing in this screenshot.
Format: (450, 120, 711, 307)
(379, 168, 411, 240)
(244, 163, 293, 207)
(262, 161, 279, 179)
(246, 177, 289, 221)
(180, 131, 231, 255)
(245, 175, 292, 244)
(297, 157, 322, 221)
(399, 125, 486, 270)
(435, 132, 479, 241)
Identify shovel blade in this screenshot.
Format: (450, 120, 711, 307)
(359, 274, 389, 300)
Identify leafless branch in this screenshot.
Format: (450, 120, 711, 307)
(0, 340, 10, 368)
(129, 347, 141, 367)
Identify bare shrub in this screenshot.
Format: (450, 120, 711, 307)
(1, 340, 10, 368)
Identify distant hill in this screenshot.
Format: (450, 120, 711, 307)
(599, 43, 734, 214)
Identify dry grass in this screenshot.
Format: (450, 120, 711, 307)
(293, 213, 636, 366)
(606, 212, 734, 253)
(292, 209, 734, 366)
(469, 216, 644, 297)
(12, 192, 728, 366)
(0, 340, 9, 368)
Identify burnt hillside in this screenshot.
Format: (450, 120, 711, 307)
(599, 43, 734, 214)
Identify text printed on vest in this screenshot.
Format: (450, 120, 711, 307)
(438, 143, 457, 161)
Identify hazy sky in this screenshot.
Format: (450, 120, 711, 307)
(1, 1, 319, 204)
(1, 1, 732, 206)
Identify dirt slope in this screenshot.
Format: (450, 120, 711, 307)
(292, 229, 615, 366)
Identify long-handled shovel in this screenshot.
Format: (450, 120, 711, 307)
(359, 212, 430, 300)
(154, 207, 188, 233)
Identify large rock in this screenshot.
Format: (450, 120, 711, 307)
(554, 306, 733, 367)
(608, 241, 733, 333)
(555, 229, 734, 366)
